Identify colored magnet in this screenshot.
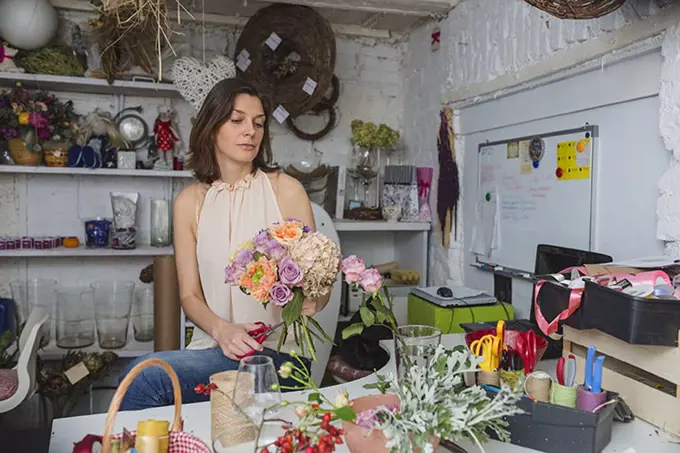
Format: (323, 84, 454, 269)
(556, 167, 563, 178)
(577, 139, 588, 152)
(485, 192, 491, 201)
(529, 136, 545, 162)
(533, 161, 539, 169)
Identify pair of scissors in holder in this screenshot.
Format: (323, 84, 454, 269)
(495, 320, 506, 357)
(471, 335, 501, 371)
(236, 321, 285, 359)
(556, 353, 576, 386)
(584, 345, 605, 393)
(500, 348, 523, 371)
(516, 330, 537, 374)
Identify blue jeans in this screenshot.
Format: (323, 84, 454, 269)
(117, 347, 310, 411)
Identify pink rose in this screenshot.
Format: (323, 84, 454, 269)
(341, 255, 365, 284)
(359, 268, 383, 294)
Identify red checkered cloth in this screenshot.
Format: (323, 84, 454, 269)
(0, 368, 18, 401)
(111, 431, 211, 453)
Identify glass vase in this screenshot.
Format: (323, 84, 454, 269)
(150, 199, 171, 247)
(394, 324, 442, 380)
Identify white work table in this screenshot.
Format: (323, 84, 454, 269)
(50, 334, 680, 453)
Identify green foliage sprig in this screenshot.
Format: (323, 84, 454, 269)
(351, 119, 400, 149)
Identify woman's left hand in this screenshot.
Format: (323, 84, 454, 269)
(301, 299, 318, 317)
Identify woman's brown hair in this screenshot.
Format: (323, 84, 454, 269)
(187, 77, 277, 184)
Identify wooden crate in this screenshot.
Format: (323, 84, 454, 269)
(562, 326, 680, 437)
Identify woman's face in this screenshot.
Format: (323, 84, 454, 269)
(214, 93, 266, 165)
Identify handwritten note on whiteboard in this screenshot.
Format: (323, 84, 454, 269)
(479, 145, 502, 192)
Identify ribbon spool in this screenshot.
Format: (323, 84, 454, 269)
(525, 371, 552, 403)
(550, 380, 577, 408)
(477, 370, 501, 387)
(500, 370, 524, 390)
(576, 386, 607, 412)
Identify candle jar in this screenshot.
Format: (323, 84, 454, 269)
(150, 200, 171, 247)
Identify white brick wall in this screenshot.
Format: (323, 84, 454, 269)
(402, 0, 668, 285)
(0, 14, 406, 295)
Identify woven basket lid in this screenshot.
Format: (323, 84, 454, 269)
(524, 0, 626, 19)
(234, 3, 336, 118)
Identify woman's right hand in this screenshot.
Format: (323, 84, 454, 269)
(212, 320, 264, 360)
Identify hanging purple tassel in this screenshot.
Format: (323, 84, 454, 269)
(436, 107, 460, 249)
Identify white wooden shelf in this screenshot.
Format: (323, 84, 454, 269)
(333, 220, 431, 232)
(0, 245, 174, 258)
(0, 165, 193, 178)
(39, 337, 154, 360)
(0, 72, 179, 98)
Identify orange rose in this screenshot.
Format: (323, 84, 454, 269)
(269, 221, 303, 245)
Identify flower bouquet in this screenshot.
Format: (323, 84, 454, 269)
(339, 255, 399, 341)
(224, 219, 341, 361)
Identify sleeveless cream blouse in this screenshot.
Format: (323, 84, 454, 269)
(186, 169, 295, 353)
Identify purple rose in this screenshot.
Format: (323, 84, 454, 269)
(302, 226, 311, 233)
(233, 248, 254, 267)
(279, 257, 303, 286)
(269, 283, 294, 306)
(266, 240, 287, 261)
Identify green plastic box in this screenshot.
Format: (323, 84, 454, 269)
(407, 293, 514, 334)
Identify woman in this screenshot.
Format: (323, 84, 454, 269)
(118, 78, 330, 411)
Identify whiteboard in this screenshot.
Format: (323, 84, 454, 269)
(471, 125, 596, 273)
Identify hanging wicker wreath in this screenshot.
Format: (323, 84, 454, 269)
(234, 4, 336, 118)
(524, 0, 626, 19)
(286, 74, 340, 141)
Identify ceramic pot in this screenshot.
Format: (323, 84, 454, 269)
(381, 204, 401, 222)
(341, 394, 440, 453)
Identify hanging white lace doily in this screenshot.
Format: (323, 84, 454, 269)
(172, 56, 237, 111)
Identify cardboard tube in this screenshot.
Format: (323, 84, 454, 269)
(154, 255, 180, 351)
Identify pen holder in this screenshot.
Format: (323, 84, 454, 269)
(525, 371, 552, 403)
(576, 386, 608, 412)
(477, 370, 501, 387)
(550, 381, 577, 408)
(500, 369, 524, 389)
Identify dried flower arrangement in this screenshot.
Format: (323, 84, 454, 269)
(88, 0, 193, 83)
(0, 82, 79, 143)
(38, 350, 118, 418)
(350, 120, 400, 149)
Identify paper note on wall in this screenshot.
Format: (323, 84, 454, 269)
(557, 139, 591, 180)
(519, 140, 532, 174)
(471, 192, 499, 257)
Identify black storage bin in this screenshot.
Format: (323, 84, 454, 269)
(582, 281, 680, 346)
(533, 275, 588, 330)
(489, 391, 618, 453)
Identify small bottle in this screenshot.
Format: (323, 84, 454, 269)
(135, 420, 169, 453)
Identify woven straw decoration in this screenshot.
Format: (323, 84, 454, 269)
(209, 370, 257, 448)
(524, 0, 626, 19)
(234, 3, 336, 118)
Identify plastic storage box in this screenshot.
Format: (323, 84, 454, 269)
(582, 281, 680, 346)
(489, 390, 618, 453)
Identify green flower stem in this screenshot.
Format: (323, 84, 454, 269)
(301, 317, 317, 362)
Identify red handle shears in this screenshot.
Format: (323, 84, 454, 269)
(235, 321, 285, 359)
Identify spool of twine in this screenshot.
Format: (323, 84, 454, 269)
(524, 371, 552, 403)
(499, 370, 524, 389)
(210, 371, 257, 447)
(477, 370, 501, 387)
(550, 380, 577, 408)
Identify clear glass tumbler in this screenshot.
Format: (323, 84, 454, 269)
(150, 199, 171, 247)
(91, 280, 134, 349)
(394, 324, 442, 379)
(10, 278, 57, 346)
(56, 287, 95, 349)
(232, 355, 281, 425)
(132, 286, 154, 342)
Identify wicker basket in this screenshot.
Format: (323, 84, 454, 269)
(524, 0, 625, 19)
(7, 138, 42, 166)
(43, 142, 70, 167)
(102, 358, 212, 453)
